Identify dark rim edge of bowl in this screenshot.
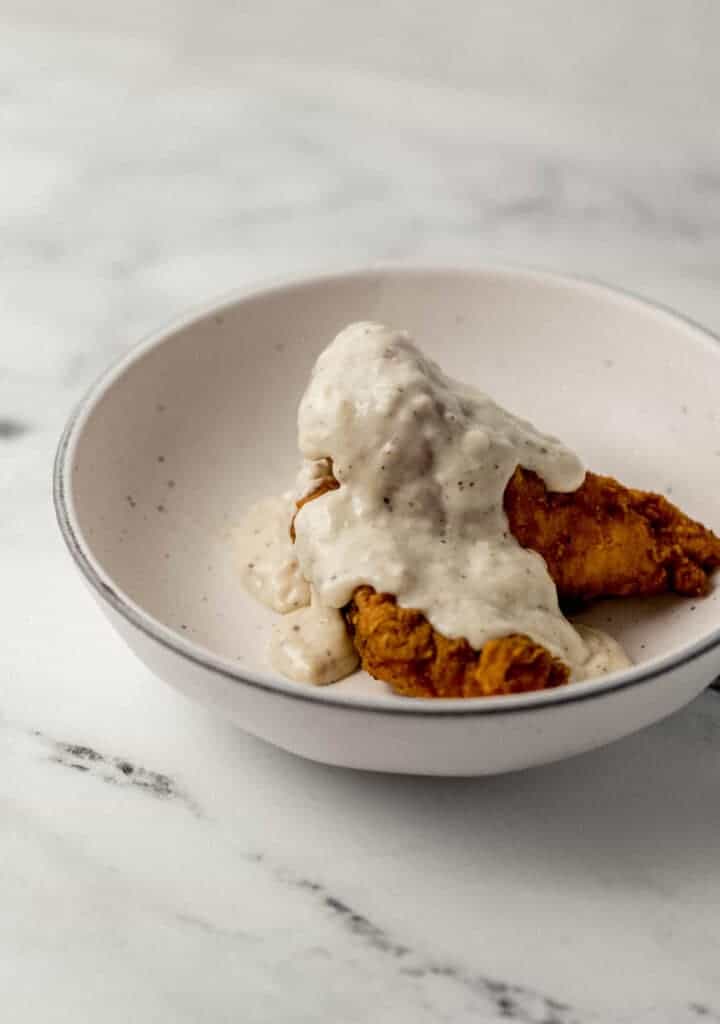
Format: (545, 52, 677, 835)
(53, 265, 720, 717)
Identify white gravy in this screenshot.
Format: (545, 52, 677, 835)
(574, 625, 632, 680)
(295, 322, 594, 672)
(235, 494, 310, 613)
(239, 322, 631, 686)
(270, 591, 359, 684)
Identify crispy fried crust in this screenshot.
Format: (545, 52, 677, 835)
(504, 468, 720, 601)
(345, 586, 569, 698)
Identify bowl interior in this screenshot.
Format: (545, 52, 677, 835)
(65, 268, 720, 699)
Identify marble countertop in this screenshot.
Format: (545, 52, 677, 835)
(3, 3, 720, 1020)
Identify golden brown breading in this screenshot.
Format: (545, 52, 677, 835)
(345, 586, 569, 698)
(504, 468, 720, 601)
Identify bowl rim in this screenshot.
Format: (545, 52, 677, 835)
(54, 263, 720, 717)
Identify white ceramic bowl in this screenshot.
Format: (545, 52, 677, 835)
(55, 267, 720, 774)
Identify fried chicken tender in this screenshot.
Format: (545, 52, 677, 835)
(504, 468, 720, 601)
(345, 586, 569, 698)
(294, 466, 720, 698)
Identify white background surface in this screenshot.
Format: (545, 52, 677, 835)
(3, 3, 720, 1020)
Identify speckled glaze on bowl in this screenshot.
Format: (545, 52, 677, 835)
(54, 267, 720, 774)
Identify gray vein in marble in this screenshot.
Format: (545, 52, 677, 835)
(0, 417, 30, 439)
(245, 854, 580, 1024)
(689, 1006, 720, 1021)
(233, 850, 720, 1024)
(173, 910, 261, 946)
(34, 731, 200, 813)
